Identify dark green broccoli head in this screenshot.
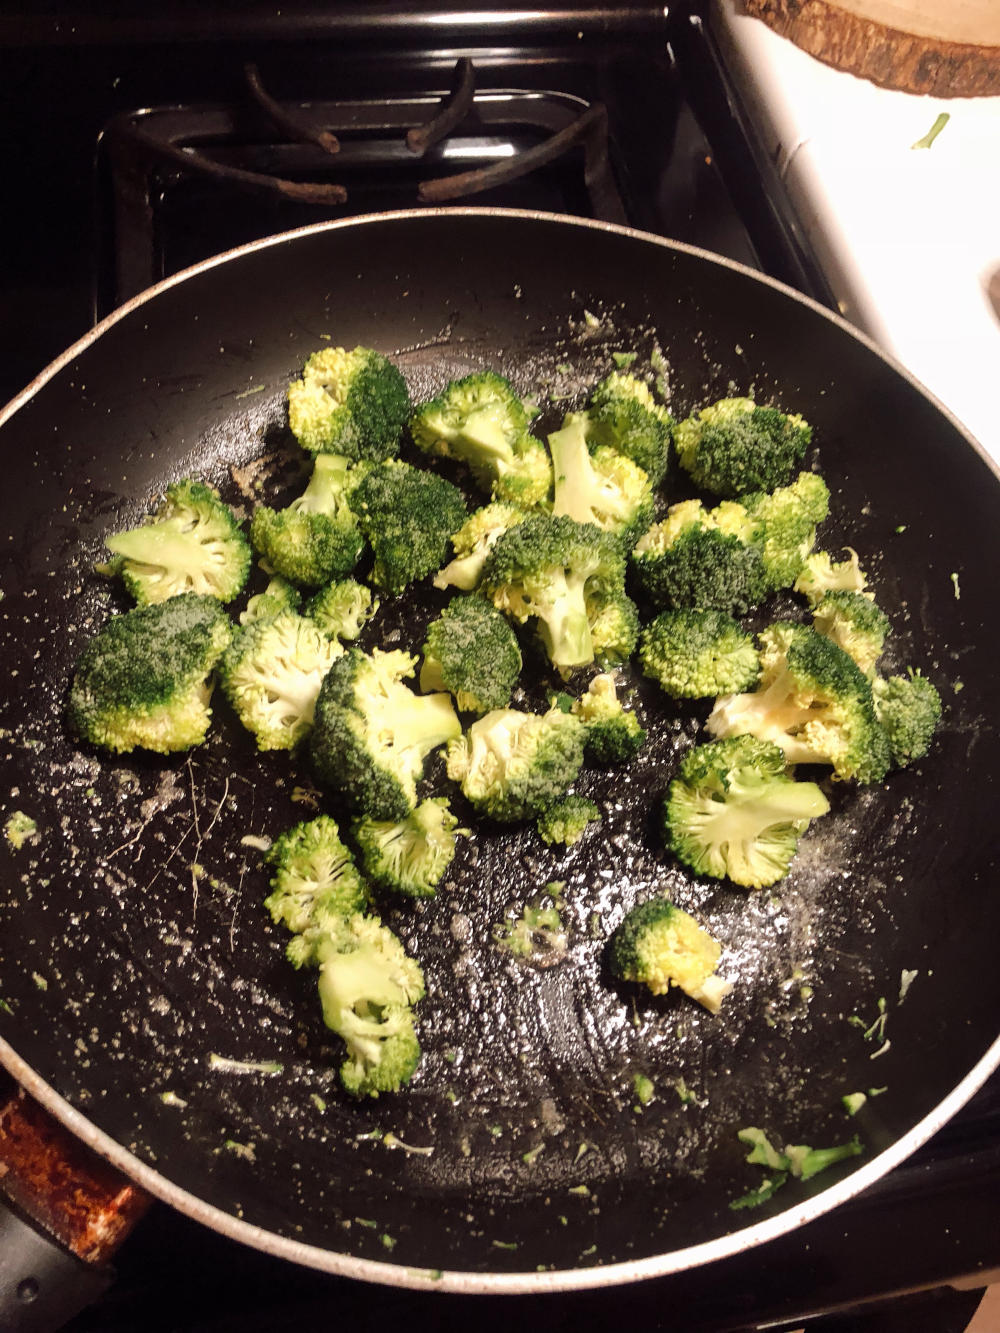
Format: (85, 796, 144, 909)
(631, 504, 769, 615)
(480, 513, 626, 674)
(813, 590, 890, 677)
(585, 371, 673, 485)
(68, 593, 234, 755)
(352, 797, 462, 899)
(606, 896, 731, 1012)
(872, 669, 942, 767)
(250, 455, 366, 588)
(588, 588, 640, 668)
(742, 471, 830, 591)
(638, 608, 760, 700)
(420, 595, 522, 714)
(663, 735, 830, 889)
(570, 672, 646, 766)
(264, 815, 370, 934)
(446, 705, 587, 822)
(287, 345, 411, 460)
(311, 647, 462, 819)
(549, 412, 654, 547)
(536, 794, 600, 847)
(103, 479, 251, 606)
(675, 397, 812, 497)
(350, 459, 467, 595)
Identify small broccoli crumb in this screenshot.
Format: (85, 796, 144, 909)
(611, 351, 638, 369)
(842, 1092, 867, 1116)
(950, 571, 960, 599)
(633, 1073, 655, 1106)
(899, 969, 918, 1003)
(522, 1143, 545, 1165)
(536, 795, 600, 847)
(207, 1054, 283, 1075)
(160, 1091, 189, 1108)
(31, 973, 47, 991)
(494, 890, 567, 963)
(310, 1094, 326, 1113)
(4, 811, 37, 849)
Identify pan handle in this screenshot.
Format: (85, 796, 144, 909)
(0, 1081, 151, 1331)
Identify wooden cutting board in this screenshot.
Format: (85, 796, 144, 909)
(742, 0, 1000, 96)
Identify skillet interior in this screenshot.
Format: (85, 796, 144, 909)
(0, 210, 998, 1282)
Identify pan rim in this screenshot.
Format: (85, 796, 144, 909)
(2, 206, 998, 1293)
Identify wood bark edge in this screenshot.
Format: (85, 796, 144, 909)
(743, 0, 1000, 97)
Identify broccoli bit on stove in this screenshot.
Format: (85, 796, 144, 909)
(249, 454, 365, 589)
(707, 622, 891, 784)
(639, 608, 760, 701)
(311, 648, 462, 820)
(68, 593, 233, 755)
(287, 345, 411, 461)
(218, 609, 343, 751)
(674, 395, 812, 497)
(607, 896, 731, 1013)
(101, 478, 251, 606)
(409, 370, 552, 507)
(663, 735, 830, 890)
(872, 669, 943, 768)
(288, 913, 426, 1099)
(352, 797, 463, 900)
(419, 595, 522, 715)
(567, 672, 646, 766)
(812, 590, 890, 678)
(547, 411, 654, 548)
(584, 369, 674, 486)
(264, 815, 370, 935)
(350, 459, 468, 595)
(730, 1127, 864, 1210)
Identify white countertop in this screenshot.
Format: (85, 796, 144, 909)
(710, 0, 1000, 466)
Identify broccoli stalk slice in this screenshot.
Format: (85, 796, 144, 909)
(533, 564, 595, 670)
(549, 413, 652, 539)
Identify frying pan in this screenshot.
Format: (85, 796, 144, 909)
(1, 209, 998, 1300)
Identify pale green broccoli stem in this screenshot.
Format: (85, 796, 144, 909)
(711, 666, 819, 765)
(536, 566, 594, 670)
(549, 415, 596, 525)
(294, 453, 354, 514)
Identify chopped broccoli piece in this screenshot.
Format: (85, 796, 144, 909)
(570, 672, 646, 765)
(738, 1127, 789, 1170)
(707, 622, 891, 784)
(631, 498, 769, 614)
(607, 896, 731, 1013)
(585, 371, 673, 485)
(311, 648, 462, 819)
(587, 588, 640, 667)
(793, 547, 869, 606)
(872, 669, 943, 767)
(480, 513, 626, 675)
(784, 1137, 864, 1180)
(632, 1072, 655, 1105)
(292, 914, 425, 1098)
(264, 816, 370, 934)
(813, 590, 890, 677)
(350, 459, 467, 595)
(446, 705, 586, 822)
(675, 396, 812, 497)
(4, 812, 37, 850)
(410, 370, 552, 507)
(218, 609, 343, 751)
(842, 1092, 867, 1116)
(286, 345, 411, 460)
(303, 578, 378, 641)
(548, 411, 654, 547)
(68, 593, 233, 755)
(742, 471, 830, 590)
(433, 502, 529, 592)
(494, 892, 567, 961)
(663, 735, 830, 889)
(249, 454, 365, 589)
(420, 595, 522, 714)
(639, 608, 760, 700)
(536, 794, 600, 846)
(352, 797, 463, 899)
(729, 1174, 789, 1210)
(239, 571, 302, 625)
(103, 479, 251, 606)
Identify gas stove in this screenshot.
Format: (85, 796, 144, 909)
(0, 5, 997, 1331)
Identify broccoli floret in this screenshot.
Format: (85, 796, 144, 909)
(663, 735, 831, 889)
(536, 794, 600, 846)
(350, 459, 467, 595)
(291, 913, 425, 1098)
(638, 608, 760, 700)
(102, 479, 251, 606)
(707, 622, 891, 784)
(419, 595, 522, 714)
(433, 502, 529, 592)
(4, 812, 38, 850)
(352, 797, 462, 899)
(287, 345, 411, 460)
(674, 396, 812, 497)
(548, 412, 654, 547)
(494, 891, 567, 962)
(872, 669, 943, 767)
(239, 571, 302, 625)
(570, 672, 646, 765)
(218, 609, 343, 751)
(813, 590, 890, 677)
(631, 499, 769, 614)
(585, 371, 673, 485)
(446, 705, 586, 822)
(606, 896, 732, 1013)
(68, 594, 233, 755)
(249, 454, 365, 589)
(480, 513, 626, 675)
(410, 370, 552, 507)
(587, 588, 640, 667)
(793, 547, 869, 607)
(311, 648, 462, 819)
(303, 578, 378, 642)
(264, 816, 370, 934)
(742, 471, 830, 590)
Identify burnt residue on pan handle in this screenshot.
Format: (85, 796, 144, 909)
(0, 1076, 149, 1331)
